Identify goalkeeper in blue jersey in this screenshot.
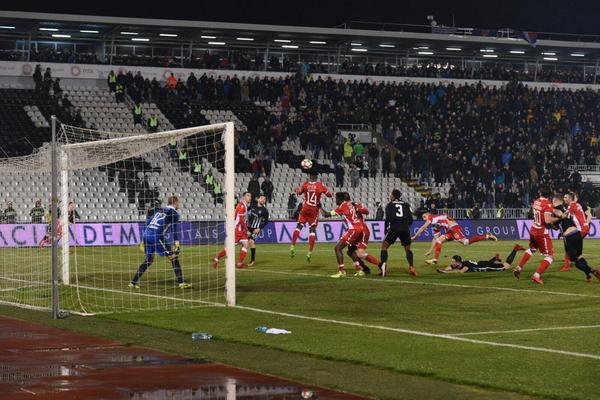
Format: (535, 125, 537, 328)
(129, 196, 191, 289)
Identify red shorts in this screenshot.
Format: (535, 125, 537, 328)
(529, 233, 554, 256)
(298, 207, 319, 227)
(443, 225, 465, 241)
(340, 227, 368, 249)
(235, 228, 248, 244)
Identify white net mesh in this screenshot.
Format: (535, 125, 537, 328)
(0, 121, 233, 314)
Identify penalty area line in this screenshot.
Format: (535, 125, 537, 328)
(449, 324, 600, 337)
(242, 268, 600, 298)
(233, 304, 600, 361)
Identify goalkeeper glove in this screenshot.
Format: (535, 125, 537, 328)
(138, 241, 145, 252)
(174, 241, 181, 254)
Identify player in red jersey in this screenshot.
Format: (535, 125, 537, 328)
(513, 187, 561, 285)
(289, 170, 332, 262)
(411, 212, 497, 265)
(560, 192, 593, 271)
(321, 192, 381, 278)
(213, 192, 252, 269)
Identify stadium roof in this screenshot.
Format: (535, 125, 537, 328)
(1, 11, 600, 62)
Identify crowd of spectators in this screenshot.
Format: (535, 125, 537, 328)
(23, 60, 600, 212)
(138, 68, 600, 209)
(1, 47, 597, 84)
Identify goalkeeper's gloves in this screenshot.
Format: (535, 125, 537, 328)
(174, 241, 181, 254)
(329, 210, 338, 217)
(138, 241, 145, 252)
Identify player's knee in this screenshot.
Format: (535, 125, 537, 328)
(525, 249, 534, 256)
(544, 256, 553, 263)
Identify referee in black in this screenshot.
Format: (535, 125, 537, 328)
(248, 194, 270, 267)
(552, 195, 600, 283)
(379, 189, 415, 277)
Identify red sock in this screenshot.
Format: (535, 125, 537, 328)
(365, 254, 380, 266)
(434, 242, 442, 260)
(215, 249, 226, 260)
(291, 229, 300, 245)
(308, 233, 316, 252)
(238, 247, 247, 263)
(564, 255, 571, 268)
(338, 264, 345, 272)
(536, 259, 552, 275)
(354, 261, 362, 271)
(518, 251, 532, 269)
(466, 235, 486, 245)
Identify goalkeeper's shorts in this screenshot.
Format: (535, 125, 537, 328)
(144, 237, 173, 258)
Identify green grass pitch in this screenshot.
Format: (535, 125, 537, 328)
(2, 239, 600, 399)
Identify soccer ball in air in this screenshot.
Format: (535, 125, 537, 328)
(301, 159, 313, 170)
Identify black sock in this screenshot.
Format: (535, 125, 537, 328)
(250, 248, 256, 262)
(575, 258, 593, 277)
(132, 260, 151, 284)
(380, 250, 388, 265)
(506, 249, 517, 265)
(171, 258, 184, 284)
(406, 250, 414, 267)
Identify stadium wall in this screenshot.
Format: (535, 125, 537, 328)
(1, 219, 598, 247)
(1, 61, 600, 91)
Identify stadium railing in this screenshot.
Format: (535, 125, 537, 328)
(436, 208, 529, 220)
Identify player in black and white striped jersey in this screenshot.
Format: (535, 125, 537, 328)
(248, 194, 270, 267)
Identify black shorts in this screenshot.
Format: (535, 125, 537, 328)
(470, 261, 506, 272)
(384, 225, 411, 246)
(249, 230, 261, 241)
(563, 231, 583, 260)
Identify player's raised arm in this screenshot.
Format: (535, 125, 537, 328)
(411, 217, 431, 240)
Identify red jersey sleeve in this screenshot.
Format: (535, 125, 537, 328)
(569, 203, 587, 227)
(296, 182, 307, 195)
(355, 203, 369, 215)
(334, 203, 347, 216)
(320, 183, 332, 198)
(236, 203, 247, 230)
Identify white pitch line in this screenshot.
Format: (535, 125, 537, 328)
(449, 324, 600, 337)
(234, 304, 600, 361)
(241, 268, 600, 298)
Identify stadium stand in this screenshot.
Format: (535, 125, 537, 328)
(0, 48, 596, 84)
(1, 62, 599, 221)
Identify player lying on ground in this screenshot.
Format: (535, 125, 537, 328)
(130, 196, 191, 289)
(379, 189, 416, 277)
(290, 170, 332, 262)
(213, 192, 252, 268)
(247, 194, 269, 267)
(560, 192, 593, 272)
(552, 194, 600, 283)
(436, 244, 525, 273)
(514, 187, 561, 285)
(321, 192, 381, 278)
(411, 212, 497, 265)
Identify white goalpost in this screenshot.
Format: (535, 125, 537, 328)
(0, 119, 236, 315)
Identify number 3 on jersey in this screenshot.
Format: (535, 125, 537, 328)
(394, 204, 404, 217)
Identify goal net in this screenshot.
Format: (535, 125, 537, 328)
(0, 120, 236, 315)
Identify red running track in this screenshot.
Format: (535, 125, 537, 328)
(0, 316, 367, 399)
